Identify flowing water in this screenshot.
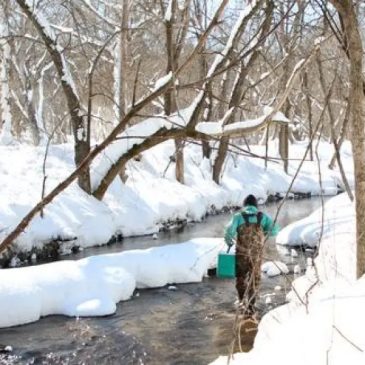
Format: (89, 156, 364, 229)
(0, 198, 326, 365)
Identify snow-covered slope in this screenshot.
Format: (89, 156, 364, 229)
(211, 193, 362, 365)
(0, 139, 351, 257)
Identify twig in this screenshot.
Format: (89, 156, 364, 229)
(333, 325, 364, 352)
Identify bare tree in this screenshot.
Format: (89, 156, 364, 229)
(161, 0, 191, 184)
(212, 0, 273, 183)
(329, 0, 365, 278)
(0, 5, 13, 145)
(15, 0, 92, 193)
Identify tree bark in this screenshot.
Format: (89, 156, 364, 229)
(24, 65, 41, 145)
(279, 123, 289, 173)
(197, 18, 212, 159)
(115, 0, 130, 183)
(163, 0, 186, 184)
(94, 128, 189, 199)
(303, 71, 313, 161)
(279, 92, 290, 173)
(330, 0, 365, 278)
(0, 16, 13, 145)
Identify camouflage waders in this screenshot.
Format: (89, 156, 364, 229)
(235, 212, 264, 315)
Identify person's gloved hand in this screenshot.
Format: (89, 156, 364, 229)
(225, 240, 234, 252)
(224, 233, 235, 250)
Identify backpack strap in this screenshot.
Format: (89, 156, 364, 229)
(256, 211, 263, 227)
(241, 212, 263, 227)
(241, 213, 254, 227)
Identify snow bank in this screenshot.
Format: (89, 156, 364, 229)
(276, 192, 354, 248)
(0, 134, 352, 257)
(210, 193, 361, 365)
(211, 276, 365, 365)
(0, 238, 223, 328)
(261, 260, 289, 277)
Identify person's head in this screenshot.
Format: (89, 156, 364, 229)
(243, 194, 258, 207)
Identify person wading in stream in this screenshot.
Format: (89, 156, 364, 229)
(224, 194, 280, 317)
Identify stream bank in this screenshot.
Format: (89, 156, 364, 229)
(0, 197, 327, 365)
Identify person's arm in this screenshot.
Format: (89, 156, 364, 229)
(261, 213, 280, 237)
(224, 213, 240, 247)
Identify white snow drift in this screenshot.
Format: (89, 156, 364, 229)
(211, 193, 363, 365)
(0, 238, 223, 328)
(0, 137, 351, 257)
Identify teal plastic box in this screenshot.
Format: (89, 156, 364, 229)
(217, 252, 236, 278)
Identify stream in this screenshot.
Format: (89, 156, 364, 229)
(0, 198, 325, 365)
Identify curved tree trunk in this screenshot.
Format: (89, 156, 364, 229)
(93, 128, 193, 199)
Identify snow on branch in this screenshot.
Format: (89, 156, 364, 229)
(206, 0, 259, 78)
(0, 0, 231, 251)
(195, 107, 289, 136)
(183, 0, 263, 130)
(23, 0, 55, 39)
(196, 45, 320, 138)
(164, 0, 173, 22)
(152, 72, 173, 93)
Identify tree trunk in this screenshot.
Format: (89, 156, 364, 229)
(330, 0, 365, 278)
(279, 122, 289, 173)
(16, 0, 91, 193)
(213, 137, 229, 184)
(119, 0, 129, 119)
(24, 67, 41, 145)
(264, 124, 270, 168)
(202, 138, 211, 159)
(278, 66, 291, 173)
(163, 0, 185, 184)
(303, 71, 313, 161)
(93, 128, 192, 200)
(174, 138, 185, 184)
(0, 19, 13, 145)
(199, 36, 212, 159)
(278, 51, 291, 173)
(114, 0, 130, 183)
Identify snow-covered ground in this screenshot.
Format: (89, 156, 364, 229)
(0, 238, 223, 328)
(0, 130, 360, 361)
(0, 137, 352, 259)
(211, 192, 364, 365)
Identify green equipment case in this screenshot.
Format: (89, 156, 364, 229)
(217, 250, 236, 278)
